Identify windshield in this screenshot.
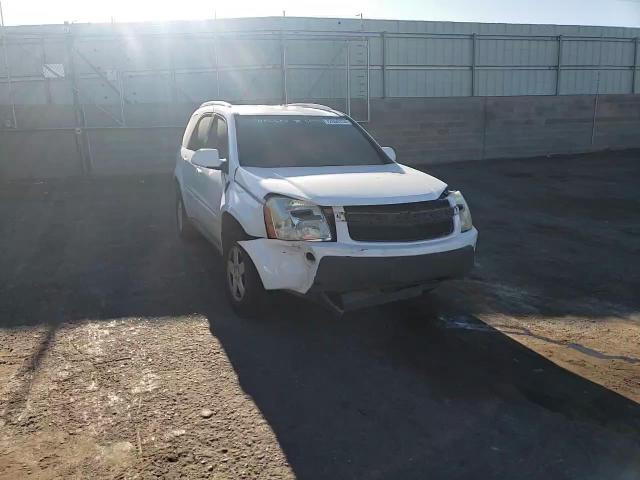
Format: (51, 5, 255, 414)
(235, 115, 393, 168)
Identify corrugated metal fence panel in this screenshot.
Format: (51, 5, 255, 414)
(3, 41, 44, 77)
(171, 37, 218, 70)
(477, 69, 557, 96)
(175, 71, 220, 103)
(2, 17, 640, 112)
(475, 37, 559, 96)
(286, 39, 346, 65)
(367, 37, 383, 67)
(219, 69, 282, 101)
(560, 69, 634, 94)
(287, 68, 346, 100)
(477, 38, 558, 66)
(12, 78, 50, 104)
(384, 36, 471, 97)
(216, 38, 281, 66)
(562, 39, 635, 66)
(600, 40, 636, 66)
(0, 83, 9, 105)
(386, 37, 471, 66)
(74, 38, 127, 73)
(387, 70, 471, 97)
(124, 73, 173, 103)
(636, 45, 640, 94)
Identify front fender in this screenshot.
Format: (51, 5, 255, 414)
(222, 181, 267, 239)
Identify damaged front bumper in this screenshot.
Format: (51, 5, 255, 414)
(239, 228, 478, 310)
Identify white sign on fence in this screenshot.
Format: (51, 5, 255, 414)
(43, 63, 65, 78)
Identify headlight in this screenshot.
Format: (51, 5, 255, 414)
(448, 190, 473, 232)
(263, 196, 332, 241)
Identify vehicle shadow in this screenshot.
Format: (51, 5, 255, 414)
(204, 286, 640, 480)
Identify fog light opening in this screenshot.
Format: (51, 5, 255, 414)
(305, 252, 316, 263)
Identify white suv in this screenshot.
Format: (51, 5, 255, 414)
(175, 101, 478, 315)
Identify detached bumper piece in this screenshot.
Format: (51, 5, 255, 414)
(310, 246, 475, 313)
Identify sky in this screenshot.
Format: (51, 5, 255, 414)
(1, 0, 639, 28)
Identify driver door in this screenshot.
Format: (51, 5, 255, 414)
(192, 115, 228, 244)
(181, 113, 213, 228)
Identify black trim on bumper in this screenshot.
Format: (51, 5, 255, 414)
(311, 246, 475, 292)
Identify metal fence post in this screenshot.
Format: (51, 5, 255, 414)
(65, 25, 90, 175)
(471, 33, 477, 96)
(212, 29, 220, 98)
(1, 31, 18, 128)
(481, 96, 488, 160)
(41, 37, 53, 104)
(366, 38, 370, 122)
(118, 70, 126, 125)
(591, 71, 600, 148)
(281, 35, 288, 104)
(345, 41, 351, 116)
(556, 35, 563, 95)
(381, 31, 386, 99)
(168, 37, 177, 103)
(633, 37, 638, 94)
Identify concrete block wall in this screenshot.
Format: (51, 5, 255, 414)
(593, 95, 640, 150)
(366, 94, 640, 165)
(0, 129, 83, 179)
(482, 96, 596, 160)
(366, 98, 485, 164)
(87, 127, 182, 176)
(1, 94, 639, 180)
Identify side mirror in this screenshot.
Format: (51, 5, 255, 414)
(192, 148, 226, 170)
(382, 146, 396, 162)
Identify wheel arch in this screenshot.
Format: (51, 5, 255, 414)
(221, 211, 255, 253)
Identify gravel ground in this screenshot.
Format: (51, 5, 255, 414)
(1, 150, 639, 479)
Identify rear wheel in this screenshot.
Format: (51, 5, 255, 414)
(176, 190, 197, 240)
(224, 241, 265, 317)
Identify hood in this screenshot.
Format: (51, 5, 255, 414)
(234, 163, 447, 206)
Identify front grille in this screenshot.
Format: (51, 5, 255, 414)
(344, 199, 455, 242)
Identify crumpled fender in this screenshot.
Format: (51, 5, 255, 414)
(222, 181, 267, 239)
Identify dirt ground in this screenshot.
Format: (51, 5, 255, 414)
(1, 150, 639, 479)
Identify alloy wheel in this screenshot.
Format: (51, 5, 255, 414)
(227, 245, 246, 301)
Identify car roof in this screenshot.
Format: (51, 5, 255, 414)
(198, 102, 343, 117)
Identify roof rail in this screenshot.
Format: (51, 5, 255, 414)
(287, 103, 341, 114)
(200, 100, 232, 108)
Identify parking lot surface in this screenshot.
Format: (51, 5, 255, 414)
(1, 150, 639, 479)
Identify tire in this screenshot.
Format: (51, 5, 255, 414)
(224, 240, 266, 317)
(176, 190, 198, 240)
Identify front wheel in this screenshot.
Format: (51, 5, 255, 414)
(224, 241, 265, 317)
